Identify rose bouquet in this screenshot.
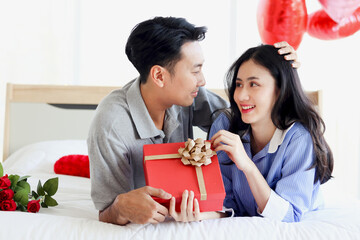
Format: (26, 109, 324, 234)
(0, 162, 58, 213)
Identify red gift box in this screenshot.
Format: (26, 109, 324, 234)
(143, 141, 225, 212)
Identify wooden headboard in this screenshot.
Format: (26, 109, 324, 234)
(3, 84, 120, 161)
(2, 83, 321, 161)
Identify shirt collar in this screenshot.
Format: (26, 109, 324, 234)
(126, 77, 180, 139)
(242, 123, 295, 155)
(268, 123, 295, 153)
(127, 77, 163, 139)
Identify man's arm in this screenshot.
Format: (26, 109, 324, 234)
(99, 186, 172, 225)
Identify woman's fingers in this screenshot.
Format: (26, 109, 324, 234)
(211, 130, 235, 148)
(169, 196, 177, 216)
(187, 191, 194, 220)
(180, 190, 189, 222)
(169, 190, 201, 222)
(194, 198, 200, 221)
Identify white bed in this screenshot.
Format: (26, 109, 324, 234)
(1, 84, 360, 240)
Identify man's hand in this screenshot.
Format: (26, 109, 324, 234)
(274, 41, 301, 68)
(99, 186, 172, 225)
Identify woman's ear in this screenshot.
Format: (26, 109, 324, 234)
(149, 65, 167, 88)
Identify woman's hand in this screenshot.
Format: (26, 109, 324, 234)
(211, 130, 252, 172)
(169, 190, 227, 222)
(169, 190, 200, 222)
(274, 41, 301, 68)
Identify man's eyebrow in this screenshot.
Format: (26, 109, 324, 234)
(193, 63, 203, 68)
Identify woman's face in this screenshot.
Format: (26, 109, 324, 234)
(233, 59, 279, 128)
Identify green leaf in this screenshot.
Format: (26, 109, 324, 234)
(0, 162, 3, 177)
(43, 177, 58, 196)
(32, 191, 39, 200)
(37, 180, 45, 196)
(44, 195, 58, 207)
(14, 189, 29, 206)
(41, 202, 48, 208)
(17, 204, 27, 212)
(8, 174, 20, 189)
(18, 175, 31, 182)
(14, 180, 31, 194)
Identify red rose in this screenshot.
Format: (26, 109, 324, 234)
(27, 199, 40, 213)
(0, 189, 14, 201)
(0, 199, 17, 211)
(0, 174, 11, 190)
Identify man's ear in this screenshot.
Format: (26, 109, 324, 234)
(149, 65, 167, 88)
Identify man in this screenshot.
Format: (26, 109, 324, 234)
(87, 16, 298, 225)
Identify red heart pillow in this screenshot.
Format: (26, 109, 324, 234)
(54, 155, 90, 178)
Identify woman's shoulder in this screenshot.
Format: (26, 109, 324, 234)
(212, 111, 231, 130)
(286, 122, 312, 142)
(209, 111, 231, 138)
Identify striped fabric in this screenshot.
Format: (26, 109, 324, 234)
(209, 113, 323, 222)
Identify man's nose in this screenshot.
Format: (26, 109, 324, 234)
(196, 72, 206, 87)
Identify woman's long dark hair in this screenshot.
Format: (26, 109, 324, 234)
(226, 44, 333, 184)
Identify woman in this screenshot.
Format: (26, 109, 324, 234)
(209, 44, 333, 222)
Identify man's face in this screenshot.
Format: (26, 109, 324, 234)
(163, 41, 205, 107)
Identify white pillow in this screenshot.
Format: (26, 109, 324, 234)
(3, 140, 88, 175)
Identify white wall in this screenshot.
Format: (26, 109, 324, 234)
(1, 0, 360, 200)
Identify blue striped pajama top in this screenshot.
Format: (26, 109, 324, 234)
(209, 113, 323, 222)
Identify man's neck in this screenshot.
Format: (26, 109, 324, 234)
(140, 82, 168, 130)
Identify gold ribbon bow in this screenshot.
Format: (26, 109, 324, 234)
(178, 138, 214, 167)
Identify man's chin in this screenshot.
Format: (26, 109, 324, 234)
(177, 98, 195, 107)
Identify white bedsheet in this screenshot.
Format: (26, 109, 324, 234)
(1, 140, 360, 240)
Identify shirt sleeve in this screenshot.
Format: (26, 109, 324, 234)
(269, 130, 319, 222)
(192, 87, 229, 132)
(87, 117, 134, 211)
(258, 190, 290, 220)
(208, 113, 239, 214)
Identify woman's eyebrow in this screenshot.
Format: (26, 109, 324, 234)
(236, 76, 259, 81)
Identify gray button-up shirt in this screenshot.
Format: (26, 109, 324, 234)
(87, 77, 229, 210)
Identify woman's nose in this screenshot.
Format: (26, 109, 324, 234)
(235, 88, 250, 102)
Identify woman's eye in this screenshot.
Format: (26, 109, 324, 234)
(250, 82, 258, 87)
(236, 82, 242, 87)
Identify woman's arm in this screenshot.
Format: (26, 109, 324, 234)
(211, 130, 271, 213)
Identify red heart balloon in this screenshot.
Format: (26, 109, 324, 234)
(307, 7, 360, 40)
(319, 0, 360, 23)
(257, 0, 308, 50)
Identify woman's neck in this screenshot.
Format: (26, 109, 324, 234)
(250, 122, 276, 155)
